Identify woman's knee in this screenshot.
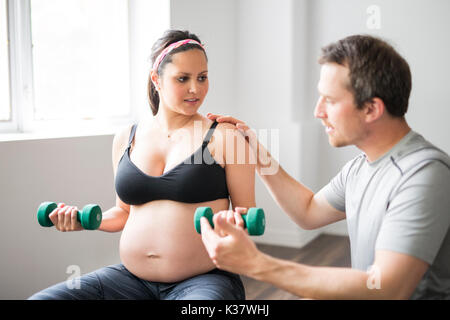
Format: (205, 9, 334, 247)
(167, 270, 246, 300)
(27, 268, 103, 300)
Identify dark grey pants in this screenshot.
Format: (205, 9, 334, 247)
(28, 264, 245, 300)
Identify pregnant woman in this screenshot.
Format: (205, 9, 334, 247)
(29, 29, 255, 300)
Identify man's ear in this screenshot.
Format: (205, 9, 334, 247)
(364, 97, 385, 123)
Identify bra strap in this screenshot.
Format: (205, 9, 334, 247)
(202, 121, 219, 147)
(128, 124, 138, 148)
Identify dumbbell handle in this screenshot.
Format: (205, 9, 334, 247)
(37, 201, 102, 230)
(194, 207, 265, 236)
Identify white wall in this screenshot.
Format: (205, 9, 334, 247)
(0, 135, 121, 299)
(233, 0, 322, 246)
(170, 0, 237, 117)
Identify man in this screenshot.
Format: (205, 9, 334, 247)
(200, 35, 450, 299)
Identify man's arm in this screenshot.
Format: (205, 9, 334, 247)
(259, 163, 345, 230)
(201, 214, 429, 299)
(250, 249, 428, 299)
(208, 114, 345, 230)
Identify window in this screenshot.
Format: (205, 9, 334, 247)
(31, 0, 130, 121)
(1, 0, 169, 136)
(0, 0, 10, 122)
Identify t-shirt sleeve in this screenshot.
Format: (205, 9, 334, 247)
(375, 161, 450, 265)
(319, 156, 360, 213)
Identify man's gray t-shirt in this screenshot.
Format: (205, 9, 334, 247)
(321, 131, 450, 299)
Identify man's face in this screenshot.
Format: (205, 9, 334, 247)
(314, 63, 367, 148)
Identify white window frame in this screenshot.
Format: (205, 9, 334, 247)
(5, 0, 32, 133)
(0, 0, 12, 125)
(1, 0, 170, 137)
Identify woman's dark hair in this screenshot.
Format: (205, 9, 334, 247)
(148, 30, 207, 116)
(318, 35, 411, 117)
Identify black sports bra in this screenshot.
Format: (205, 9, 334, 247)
(115, 121, 229, 205)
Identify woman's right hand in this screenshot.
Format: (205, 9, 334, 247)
(48, 203, 84, 232)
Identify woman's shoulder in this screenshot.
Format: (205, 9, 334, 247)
(210, 119, 237, 143)
(113, 124, 135, 148)
(110, 124, 135, 169)
(214, 119, 246, 144)
(214, 120, 236, 131)
(208, 118, 249, 159)
(112, 123, 139, 161)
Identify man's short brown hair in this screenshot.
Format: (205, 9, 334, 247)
(318, 35, 412, 117)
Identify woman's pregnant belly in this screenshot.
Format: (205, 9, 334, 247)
(119, 198, 229, 282)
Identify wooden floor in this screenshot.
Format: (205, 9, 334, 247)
(241, 234, 351, 300)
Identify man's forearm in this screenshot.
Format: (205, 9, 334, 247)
(248, 253, 388, 300)
(255, 141, 314, 227)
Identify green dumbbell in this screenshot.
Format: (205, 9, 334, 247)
(37, 201, 102, 230)
(194, 207, 265, 236)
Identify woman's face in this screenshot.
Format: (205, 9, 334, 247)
(154, 49, 209, 116)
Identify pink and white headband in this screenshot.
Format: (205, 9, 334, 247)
(152, 39, 205, 73)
